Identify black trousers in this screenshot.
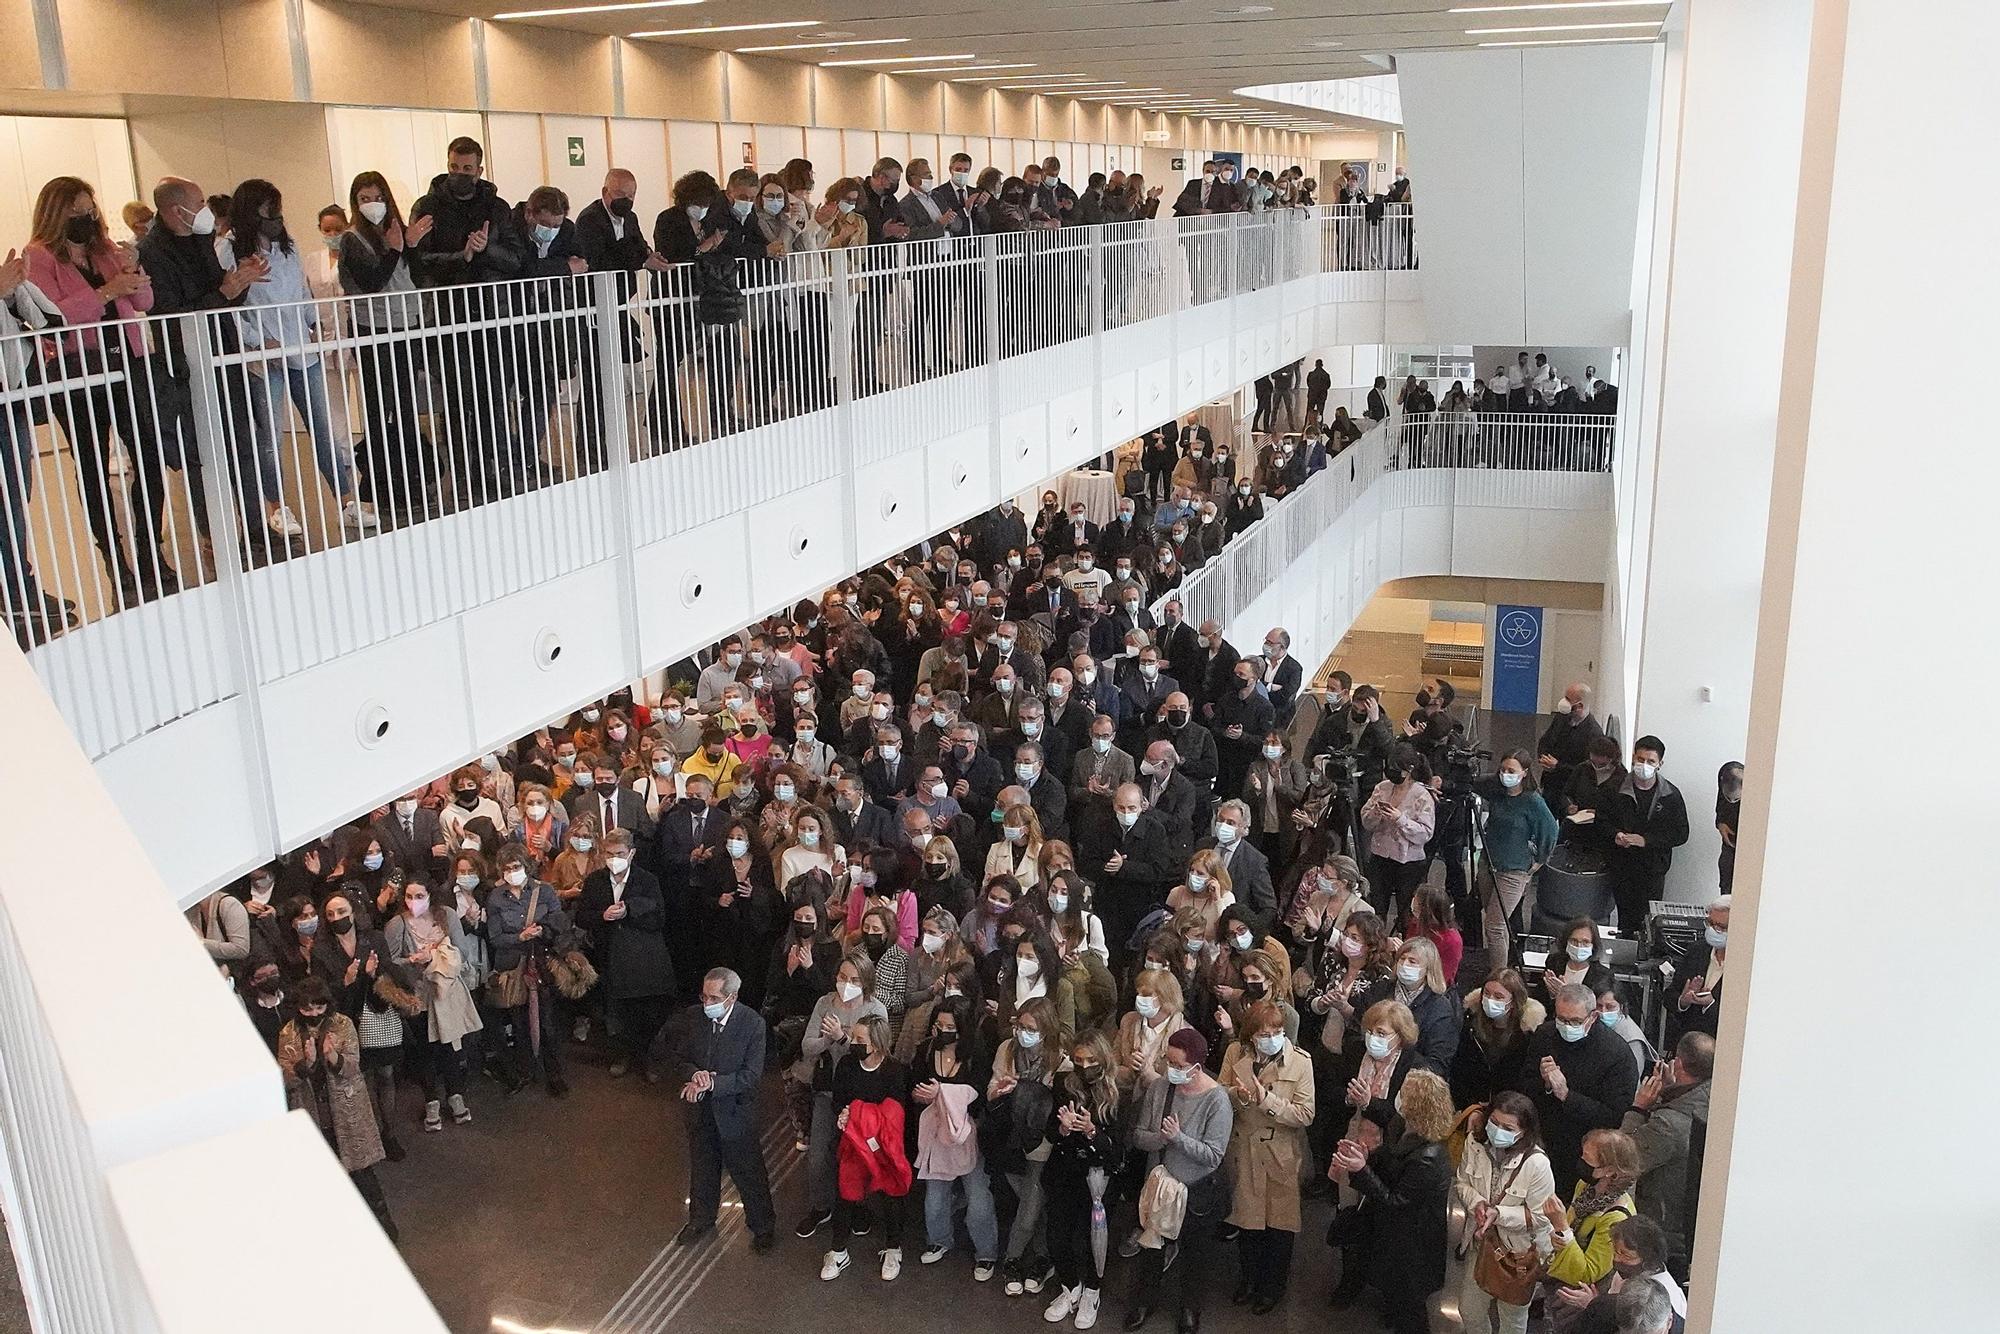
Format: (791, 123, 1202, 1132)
(1236, 1225, 1295, 1301)
(353, 333, 436, 516)
(1614, 865, 1665, 936)
(689, 1102, 776, 1236)
(839, 1191, 905, 1248)
(405, 1017, 467, 1103)
(1373, 855, 1429, 925)
(1046, 1170, 1100, 1290)
(612, 993, 671, 1064)
(502, 986, 564, 1083)
(1131, 1206, 1217, 1318)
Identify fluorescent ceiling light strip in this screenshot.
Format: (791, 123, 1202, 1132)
(902, 62, 1035, 73)
(737, 37, 907, 51)
(1476, 34, 1657, 44)
(631, 20, 817, 37)
(497, 0, 698, 17)
(1000, 83, 1124, 91)
(822, 53, 977, 66)
(1464, 19, 1659, 32)
(1452, 1, 1667, 11)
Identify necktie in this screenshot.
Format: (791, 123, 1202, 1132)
(402, 815, 413, 838)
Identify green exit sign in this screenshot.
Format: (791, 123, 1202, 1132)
(566, 136, 586, 167)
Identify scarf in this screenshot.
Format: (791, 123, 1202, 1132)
(1572, 1178, 1635, 1220)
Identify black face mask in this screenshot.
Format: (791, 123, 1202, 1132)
(447, 174, 479, 201)
(258, 217, 286, 241)
(1244, 981, 1267, 1000)
(793, 919, 816, 938)
(862, 935, 889, 959)
(609, 196, 635, 217)
(925, 862, 950, 881)
(455, 789, 480, 809)
(1166, 709, 1189, 728)
(253, 976, 282, 995)
(64, 215, 97, 246)
(1350, 708, 1369, 722)
(1385, 768, 1408, 784)
(329, 917, 355, 936)
(933, 1029, 958, 1048)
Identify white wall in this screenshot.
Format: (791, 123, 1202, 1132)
(1396, 45, 1655, 347)
(323, 106, 484, 217)
(0, 116, 138, 247)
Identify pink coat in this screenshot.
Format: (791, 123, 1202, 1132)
(846, 887, 918, 950)
(25, 243, 153, 358)
(1361, 780, 1436, 865)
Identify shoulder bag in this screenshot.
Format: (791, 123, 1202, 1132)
(1472, 1154, 1546, 1306)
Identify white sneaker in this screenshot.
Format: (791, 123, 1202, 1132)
(920, 1246, 949, 1265)
(880, 1248, 902, 1281)
(267, 506, 304, 537)
(819, 1249, 850, 1281)
(341, 499, 379, 530)
(1044, 1286, 1080, 1323)
(1074, 1289, 1100, 1330)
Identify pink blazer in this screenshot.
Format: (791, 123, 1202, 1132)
(846, 887, 919, 951)
(25, 243, 153, 359)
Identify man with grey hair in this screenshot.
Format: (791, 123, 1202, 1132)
(676, 967, 776, 1251)
(1140, 738, 1201, 862)
(1537, 680, 1604, 800)
(1614, 1277, 1674, 1334)
(1518, 981, 1642, 1195)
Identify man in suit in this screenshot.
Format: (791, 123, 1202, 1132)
(1194, 620, 1242, 719)
(1172, 160, 1237, 217)
(1117, 643, 1178, 753)
(372, 790, 445, 886)
(896, 157, 959, 378)
(1537, 683, 1606, 807)
(1149, 691, 1219, 794)
(1155, 597, 1202, 686)
(1069, 654, 1126, 731)
(1106, 577, 1157, 644)
(577, 828, 675, 1078)
(973, 620, 1045, 695)
(1011, 742, 1070, 844)
(862, 724, 915, 810)
(1197, 799, 1276, 931)
(972, 498, 1028, 576)
(1053, 504, 1099, 558)
(568, 754, 655, 845)
(1098, 498, 1153, 564)
(1054, 592, 1119, 667)
(1257, 627, 1306, 729)
(1016, 568, 1076, 622)
(1074, 783, 1176, 964)
(655, 778, 727, 997)
(1305, 358, 1332, 424)
(676, 967, 777, 1250)
(1069, 713, 1137, 822)
(1211, 658, 1277, 799)
(1041, 669, 1093, 768)
(574, 167, 655, 417)
(1139, 738, 1202, 863)
(829, 774, 897, 852)
(1365, 374, 1390, 424)
(942, 722, 1007, 823)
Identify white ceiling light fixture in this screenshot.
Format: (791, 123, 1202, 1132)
(999, 82, 1126, 91)
(631, 20, 818, 38)
(1476, 34, 1659, 45)
(902, 62, 1035, 73)
(737, 37, 908, 52)
(496, 0, 699, 18)
(1464, 19, 1661, 32)
(1452, 1, 1668, 10)
(1216, 4, 1275, 13)
(822, 53, 977, 66)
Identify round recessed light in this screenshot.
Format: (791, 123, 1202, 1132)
(811, 30, 855, 39)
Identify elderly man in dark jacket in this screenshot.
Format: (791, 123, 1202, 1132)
(1075, 784, 1176, 963)
(577, 828, 675, 1079)
(1514, 984, 1641, 1195)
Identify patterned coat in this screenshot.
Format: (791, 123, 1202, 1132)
(277, 1014, 386, 1173)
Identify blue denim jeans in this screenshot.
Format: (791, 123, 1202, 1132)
(251, 360, 352, 502)
(924, 1159, 1001, 1261)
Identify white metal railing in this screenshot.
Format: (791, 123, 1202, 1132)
(0, 643, 445, 1333)
(1391, 409, 1616, 472)
(4, 205, 1414, 763)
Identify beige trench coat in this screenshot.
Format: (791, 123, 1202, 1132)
(1220, 1039, 1316, 1232)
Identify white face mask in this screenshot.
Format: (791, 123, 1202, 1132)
(1135, 994, 1160, 1018)
(687, 204, 707, 223)
(1632, 761, 1659, 782)
(1396, 961, 1423, 985)
(607, 855, 630, 875)
(838, 981, 861, 1003)
(504, 868, 527, 887)
(1187, 871, 1208, 893)
(359, 200, 388, 226)
(1499, 770, 1523, 789)
(837, 200, 857, 215)
(922, 931, 945, 955)
(1482, 995, 1510, 1019)
(187, 204, 216, 236)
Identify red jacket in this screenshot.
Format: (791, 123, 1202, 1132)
(837, 1099, 913, 1201)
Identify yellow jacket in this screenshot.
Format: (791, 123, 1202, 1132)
(1543, 1183, 1636, 1287)
(679, 749, 743, 801)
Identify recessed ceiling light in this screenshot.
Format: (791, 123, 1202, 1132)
(810, 30, 855, 38)
(631, 20, 817, 38)
(999, 82, 1125, 90)
(1452, 1, 1668, 10)
(822, 53, 977, 66)
(1311, 40, 1343, 48)
(1464, 19, 1660, 32)
(495, 0, 699, 17)
(901, 62, 1035, 73)
(737, 37, 906, 51)
(1476, 33, 1658, 44)
(1216, 5, 1274, 13)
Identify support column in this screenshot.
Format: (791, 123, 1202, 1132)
(1625, 0, 1814, 900)
(1695, 1, 1994, 1329)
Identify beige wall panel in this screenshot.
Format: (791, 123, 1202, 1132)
(803, 127, 842, 184)
(484, 24, 614, 116)
(607, 117, 669, 223)
(993, 92, 1033, 140)
(621, 43, 724, 122)
(942, 83, 989, 137)
(0, 1, 43, 92)
(67, 0, 229, 97)
(541, 114, 608, 205)
(882, 76, 942, 134)
(217, 0, 299, 102)
(221, 101, 334, 218)
(813, 68, 881, 132)
(303, 1, 474, 112)
(753, 123, 805, 174)
(665, 119, 720, 182)
(1036, 98, 1077, 141)
(727, 55, 809, 126)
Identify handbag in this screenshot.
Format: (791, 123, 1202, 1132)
(1471, 1156, 1545, 1305)
(544, 932, 600, 1000)
(485, 884, 541, 1009)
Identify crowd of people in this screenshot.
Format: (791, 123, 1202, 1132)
(184, 452, 1724, 1333)
(0, 142, 1391, 649)
(1385, 351, 1621, 470)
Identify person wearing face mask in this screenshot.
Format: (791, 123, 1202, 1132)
(1604, 737, 1690, 934)
(507, 183, 598, 469)
(985, 802, 1048, 892)
(1040, 868, 1115, 1030)
(1036, 1029, 1123, 1328)
(646, 168, 739, 444)
(186, 884, 252, 979)
(1452, 968, 1545, 1110)
(334, 171, 438, 522)
(700, 817, 780, 1006)
(1328, 1068, 1453, 1333)
(577, 828, 673, 1080)
(1114, 965, 1190, 1110)
(681, 726, 746, 804)
(1217, 997, 1315, 1314)
(1668, 896, 1728, 1042)
(278, 976, 399, 1239)
(1359, 744, 1436, 926)
(1297, 910, 1392, 1177)
(1452, 1091, 1558, 1334)
(385, 878, 480, 1131)
(544, 811, 606, 906)
(438, 763, 507, 852)
(1075, 783, 1173, 966)
(981, 993, 1065, 1295)
(791, 954, 889, 1242)
(1537, 683, 1606, 807)
(1713, 760, 1744, 893)
(1197, 800, 1276, 935)
(908, 994, 1003, 1276)
(508, 780, 567, 873)
(1539, 1129, 1642, 1324)
(1515, 984, 1642, 1197)
(219, 177, 379, 538)
(483, 845, 572, 1099)
(1593, 980, 1655, 1078)
(1477, 748, 1563, 968)
(371, 788, 445, 887)
(1563, 1216, 1685, 1334)
(1125, 1025, 1232, 1330)
(1386, 938, 1460, 1075)
(1542, 917, 1614, 1002)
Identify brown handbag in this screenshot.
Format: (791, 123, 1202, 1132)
(1471, 1156, 1546, 1305)
(484, 885, 539, 1009)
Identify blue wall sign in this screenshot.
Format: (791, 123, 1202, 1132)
(1493, 605, 1544, 714)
